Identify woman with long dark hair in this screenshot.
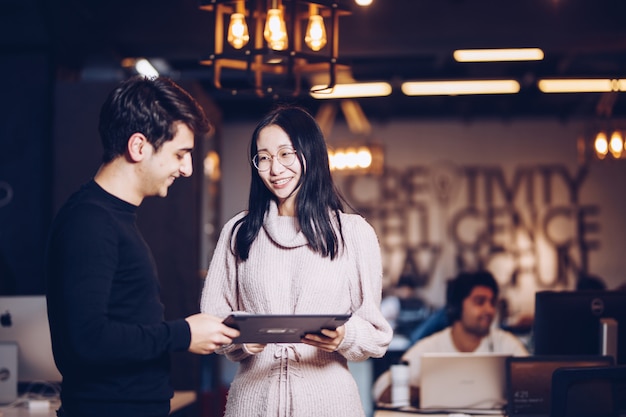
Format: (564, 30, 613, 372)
(201, 105, 392, 417)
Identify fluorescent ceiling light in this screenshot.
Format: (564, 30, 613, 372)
(453, 48, 544, 62)
(401, 80, 520, 96)
(310, 82, 392, 99)
(134, 58, 160, 77)
(537, 78, 624, 93)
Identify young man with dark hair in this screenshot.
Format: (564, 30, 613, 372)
(45, 76, 240, 417)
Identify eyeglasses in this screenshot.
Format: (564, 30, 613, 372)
(252, 147, 297, 172)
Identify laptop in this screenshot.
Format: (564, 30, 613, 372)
(506, 355, 614, 417)
(419, 352, 510, 412)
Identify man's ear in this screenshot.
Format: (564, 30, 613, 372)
(127, 133, 149, 162)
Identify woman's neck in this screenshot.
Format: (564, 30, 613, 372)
(277, 198, 296, 216)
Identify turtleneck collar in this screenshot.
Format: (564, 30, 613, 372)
(262, 200, 309, 248)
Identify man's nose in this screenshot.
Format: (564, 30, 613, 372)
(180, 154, 193, 177)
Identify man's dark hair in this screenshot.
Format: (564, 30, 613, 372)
(445, 270, 499, 322)
(98, 76, 210, 163)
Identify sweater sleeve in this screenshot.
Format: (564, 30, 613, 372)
(200, 213, 251, 361)
(336, 215, 393, 361)
(200, 214, 244, 317)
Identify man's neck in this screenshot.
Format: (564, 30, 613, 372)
(450, 322, 485, 352)
(94, 161, 143, 206)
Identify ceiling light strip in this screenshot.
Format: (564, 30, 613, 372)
(537, 78, 625, 93)
(310, 82, 392, 99)
(311, 78, 626, 97)
(454, 48, 544, 62)
(401, 80, 520, 96)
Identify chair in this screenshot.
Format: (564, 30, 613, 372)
(550, 365, 626, 417)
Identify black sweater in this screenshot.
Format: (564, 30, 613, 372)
(45, 181, 191, 417)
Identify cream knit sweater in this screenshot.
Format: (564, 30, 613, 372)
(201, 201, 393, 417)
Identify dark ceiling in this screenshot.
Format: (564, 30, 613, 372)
(4, 0, 626, 121)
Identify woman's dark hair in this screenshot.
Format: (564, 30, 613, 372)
(98, 76, 210, 163)
(232, 105, 346, 261)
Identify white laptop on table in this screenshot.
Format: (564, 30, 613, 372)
(419, 352, 510, 413)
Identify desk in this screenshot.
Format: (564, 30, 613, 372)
(375, 411, 503, 417)
(0, 390, 196, 417)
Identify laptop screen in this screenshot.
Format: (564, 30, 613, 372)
(506, 355, 614, 417)
(420, 352, 510, 411)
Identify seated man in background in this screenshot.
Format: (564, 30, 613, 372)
(373, 270, 529, 407)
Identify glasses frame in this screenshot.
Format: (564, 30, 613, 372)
(252, 147, 298, 172)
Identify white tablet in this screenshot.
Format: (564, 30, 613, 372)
(223, 313, 351, 343)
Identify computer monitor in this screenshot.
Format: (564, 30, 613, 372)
(533, 290, 626, 365)
(0, 295, 61, 383)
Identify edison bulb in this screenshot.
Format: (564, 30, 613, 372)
(264, 9, 288, 50)
(305, 15, 327, 51)
(227, 13, 249, 49)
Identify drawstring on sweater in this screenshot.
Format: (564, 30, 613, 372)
(271, 344, 302, 417)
